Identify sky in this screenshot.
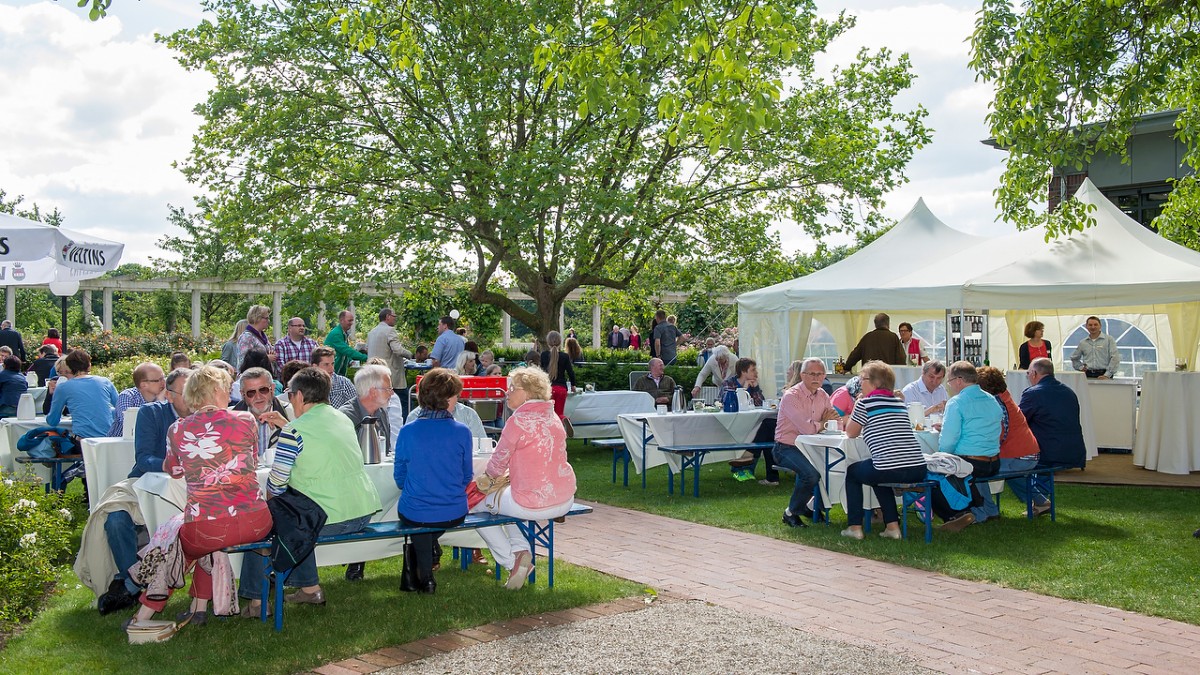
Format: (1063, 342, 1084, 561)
(0, 0, 1014, 267)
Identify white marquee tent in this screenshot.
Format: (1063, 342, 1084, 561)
(738, 179, 1200, 395)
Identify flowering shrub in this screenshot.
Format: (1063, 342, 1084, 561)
(68, 331, 224, 367)
(0, 470, 81, 630)
(92, 356, 173, 392)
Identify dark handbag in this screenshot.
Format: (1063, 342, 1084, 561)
(266, 487, 328, 572)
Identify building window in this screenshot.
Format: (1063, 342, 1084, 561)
(805, 321, 838, 370)
(1101, 184, 1171, 230)
(1061, 318, 1158, 378)
(1048, 172, 1088, 212)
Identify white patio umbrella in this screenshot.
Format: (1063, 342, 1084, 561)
(1, 211, 125, 350)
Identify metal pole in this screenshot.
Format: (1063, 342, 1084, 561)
(60, 295, 69, 353)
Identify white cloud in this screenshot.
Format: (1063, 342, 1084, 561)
(0, 2, 210, 264)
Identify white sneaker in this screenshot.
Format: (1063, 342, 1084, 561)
(506, 550, 533, 590)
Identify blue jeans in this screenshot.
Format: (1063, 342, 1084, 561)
(845, 460, 926, 527)
(971, 457, 1042, 521)
(772, 443, 822, 516)
(104, 510, 144, 594)
(239, 514, 372, 599)
(1007, 459, 1057, 507)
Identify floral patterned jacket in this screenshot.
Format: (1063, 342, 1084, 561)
(166, 408, 268, 522)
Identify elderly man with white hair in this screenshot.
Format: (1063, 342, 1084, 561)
(337, 364, 393, 582)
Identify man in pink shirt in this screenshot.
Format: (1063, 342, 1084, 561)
(775, 358, 840, 528)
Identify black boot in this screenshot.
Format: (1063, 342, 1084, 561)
(345, 562, 365, 581)
(431, 541, 442, 572)
(400, 544, 418, 592)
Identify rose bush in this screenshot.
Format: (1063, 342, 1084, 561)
(0, 470, 81, 631)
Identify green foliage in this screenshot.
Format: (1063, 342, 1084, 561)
(969, 0, 1200, 244)
(91, 355, 171, 391)
(0, 471, 81, 631)
(0, 189, 64, 226)
(166, 0, 928, 339)
(69, 332, 224, 368)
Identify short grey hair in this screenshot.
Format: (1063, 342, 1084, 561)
(1030, 357, 1055, 376)
(353, 364, 391, 398)
(239, 367, 273, 386)
(801, 357, 826, 372)
(378, 307, 395, 322)
(166, 368, 192, 390)
(922, 360, 946, 376)
(710, 345, 732, 362)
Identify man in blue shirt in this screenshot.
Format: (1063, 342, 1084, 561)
(96, 368, 192, 615)
(430, 315, 464, 370)
(931, 361, 1002, 532)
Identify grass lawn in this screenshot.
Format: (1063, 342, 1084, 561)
(1, 536, 641, 675)
(569, 439, 1200, 624)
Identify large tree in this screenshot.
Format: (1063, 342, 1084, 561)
(167, 0, 929, 336)
(971, 0, 1200, 246)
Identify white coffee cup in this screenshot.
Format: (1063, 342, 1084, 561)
(824, 419, 839, 432)
(656, 404, 667, 415)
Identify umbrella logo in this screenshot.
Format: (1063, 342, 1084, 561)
(61, 240, 107, 267)
(12, 263, 24, 282)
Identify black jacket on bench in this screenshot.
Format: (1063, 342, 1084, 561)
(267, 487, 328, 572)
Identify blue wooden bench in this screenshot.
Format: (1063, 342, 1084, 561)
(14, 455, 83, 492)
(657, 442, 774, 497)
(879, 480, 938, 543)
(226, 503, 594, 631)
(988, 465, 1069, 521)
(591, 438, 630, 486)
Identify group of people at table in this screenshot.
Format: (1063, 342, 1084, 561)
(39, 305, 579, 643)
(760, 315, 1090, 538)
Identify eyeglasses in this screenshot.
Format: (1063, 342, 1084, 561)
(801, 371, 824, 377)
(145, 378, 164, 384)
(166, 389, 183, 397)
(288, 323, 305, 328)
(507, 386, 522, 393)
(244, 386, 273, 397)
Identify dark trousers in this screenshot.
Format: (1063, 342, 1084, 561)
(772, 442, 822, 515)
(845, 460, 926, 527)
(394, 388, 411, 420)
(931, 456, 999, 522)
(399, 513, 465, 579)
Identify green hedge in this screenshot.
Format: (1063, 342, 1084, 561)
(69, 332, 224, 368)
(0, 472, 82, 631)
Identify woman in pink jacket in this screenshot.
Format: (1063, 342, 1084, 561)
(472, 367, 576, 590)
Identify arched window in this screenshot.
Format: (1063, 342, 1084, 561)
(1061, 318, 1157, 378)
(804, 321, 838, 370)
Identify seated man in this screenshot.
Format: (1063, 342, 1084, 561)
(723, 358, 766, 481)
(775, 358, 838, 526)
(231, 366, 291, 461)
(311, 346, 357, 408)
(338, 364, 394, 582)
(89, 368, 192, 614)
(28, 344, 59, 386)
(240, 367, 381, 614)
(1018, 357, 1087, 508)
(931, 361, 1002, 532)
(109, 362, 167, 437)
(900, 360, 949, 415)
(633, 358, 676, 410)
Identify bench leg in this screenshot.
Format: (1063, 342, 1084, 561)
(622, 450, 630, 487)
(922, 485, 933, 543)
(667, 467, 675, 495)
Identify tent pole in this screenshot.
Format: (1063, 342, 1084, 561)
(60, 295, 69, 353)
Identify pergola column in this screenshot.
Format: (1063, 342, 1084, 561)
(501, 312, 511, 347)
(317, 301, 327, 334)
(5, 287, 13, 327)
(272, 291, 282, 340)
(102, 288, 113, 330)
(558, 303, 565, 334)
(591, 303, 601, 348)
(191, 290, 202, 338)
(82, 290, 93, 325)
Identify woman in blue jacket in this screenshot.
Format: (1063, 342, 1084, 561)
(393, 368, 473, 594)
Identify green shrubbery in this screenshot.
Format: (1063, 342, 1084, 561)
(0, 471, 81, 631)
(68, 332, 224, 368)
(92, 356, 173, 391)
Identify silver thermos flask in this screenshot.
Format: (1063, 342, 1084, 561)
(358, 416, 383, 465)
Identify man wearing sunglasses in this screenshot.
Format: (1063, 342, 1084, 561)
(232, 367, 291, 460)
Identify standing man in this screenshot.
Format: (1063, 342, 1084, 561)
(652, 310, 687, 365)
(367, 307, 413, 417)
(845, 313, 907, 370)
(109, 362, 166, 437)
(338, 364, 394, 582)
(931, 361, 1002, 532)
(232, 367, 291, 461)
(900, 360, 949, 415)
(1019, 358, 1087, 511)
(774, 358, 838, 526)
(632, 358, 675, 409)
(897, 322, 928, 365)
(275, 317, 318, 365)
(430, 315, 464, 369)
(0, 320, 25, 363)
(607, 325, 625, 349)
(324, 310, 368, 376)
(1070, 316, 1120, 379)
(311, 346, 358, 408)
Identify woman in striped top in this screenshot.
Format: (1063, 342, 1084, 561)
(843, 361, 927, 540)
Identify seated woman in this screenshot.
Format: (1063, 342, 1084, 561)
(453, 350, 479, 377)
(842, 361, 928, 540)
(0, 355, 28, 418)
(126, 365, 272, 633)
(46, 349, 118, 441)
(829, 375, 862, 418)
(394, 368, 473, 594)
(239, 367, 381, 613)
(564, 336, 584, 364)
(973, 366, 1046, 519)
(471, 367, 576, 589)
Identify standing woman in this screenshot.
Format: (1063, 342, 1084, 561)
(841, 361, 927, 540)
(628, 326, 641, 350)
(564, 337, 584, 364)
(394, 368, 472, 594)
(472, 367, 576, 589)
(1019, 321, 1051, 369)
(41, 328, 63, 354)
(691, 345, 736, 398)
(539, 331, 576, 420)
(237, 305, 276, 373)
(221, 320, 248, 366)
(126, 365, 271, 631)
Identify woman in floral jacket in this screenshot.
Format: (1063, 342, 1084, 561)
(472, 367, 576, 590)
(126, 365, 271, 633)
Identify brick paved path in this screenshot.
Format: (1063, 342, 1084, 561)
(554, 502, 1195, 674)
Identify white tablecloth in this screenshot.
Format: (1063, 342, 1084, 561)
(81, 437, 136, 510)
(29, 387, 48, 408)
(0, 417, 72, 479)
(616, 409, 776, 474)
(1133, 371, 1200, 474)
(565, 390, 655, 439)
(1005, 370, 1098, 460)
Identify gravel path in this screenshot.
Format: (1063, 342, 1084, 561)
(379, 599, 933, 674)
